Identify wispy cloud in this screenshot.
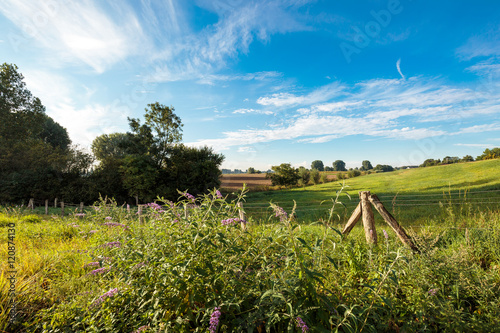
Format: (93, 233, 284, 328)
(149, 0, 312, 82)
(454, 143, 497, 148)
(0, 0, 145, 73)
(396, 58, 405, 80)
(233, 108, 274, 115)
(257, 82, 344, 107)
(456, 26, 500, 60)
(190, 74, 500, 150)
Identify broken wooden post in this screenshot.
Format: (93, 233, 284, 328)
(342, 202, 362, 235)
(237, 202, 247, 231)
(138, 205, 143, 223)
(369, 194, 419, 252)
(80, 202, 84, 213)
(45, 199, 49, 215)
(360, 191, 377, 245)
(60, 202, 65, 217)
(54, 198, 58, 208)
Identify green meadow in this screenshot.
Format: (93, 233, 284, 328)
(243, 159, 500, 225)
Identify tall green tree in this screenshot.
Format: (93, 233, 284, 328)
(311, 160, 324, 171)
(0, 63, 88, 202)
(332, 160, 347, 171)
(266, 163, 300, 187)
(360, 160, 373, 171)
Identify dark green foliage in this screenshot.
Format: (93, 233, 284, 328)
(310, 168, 320, 184)
(0, 63, 91, 203)
(311, 160, 324, 171)
(347, 169, 361, 178)
(298, 167, 310, 186)
(324, 166, 333, 171)
(247, 167, 256, 174)
(420, 159, 441, 167)
(373, 164, 394, 172)
(360, 160, 373, 171)
(266, 163, 300, 187)
(461, 155, 474, 162)
(332, 160, 347, 171)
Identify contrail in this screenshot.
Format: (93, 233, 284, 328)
(396, 58, 405, 80)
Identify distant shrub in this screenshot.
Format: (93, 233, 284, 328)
(320, 173, 328, 183)
(310, 169, 320, 184)
(347, 170, 361, 178)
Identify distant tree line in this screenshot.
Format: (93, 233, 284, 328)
(0, 63, 224, 204)
(420, 150, 499, 167)
(264, 149, 499, 188)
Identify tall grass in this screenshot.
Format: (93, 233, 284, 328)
(1, 189, 500, 332)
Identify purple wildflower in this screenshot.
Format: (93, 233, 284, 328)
(92, 288, 118, 307)
(146, 202, 163, 211)
(87, 267, 110, 276)
(215, 190, 223, 199)
(84, 262, 101, 268)
(88, 230, 98, 234)
(428, 288, 438, 296)
(101, 241, 121, 248)
(183, 192, 196, 202)
(75, 213, 86, 217)
(103, 222, 130, 230)
(273, 206, 288, 222)
(296, 317, 309, 333)
(383, 229, 389, 240)
(209, 307, 221, 333)
(221, 218, 247, 226)
(132, 326, 149, 333)
(127, 204, 130, 212)
(105, 216, 112, 220)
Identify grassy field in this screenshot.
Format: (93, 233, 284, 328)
(1, 191, 500, 332)
(1, 160, 499, 332)
(242, 159, 500, 225)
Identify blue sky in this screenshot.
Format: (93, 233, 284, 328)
(1, 0, 499, 170)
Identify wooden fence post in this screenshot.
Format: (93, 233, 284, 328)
(342, 202, 362, 235)
(60, 202, 65, 217)
(237, 202, 247, 231)
(54, 198, 58, 208)
(138, 205, 143, 223)
(28, 198, 34, 210)
(360, 191, 377, 245)
(80, 202, 84, 213)
(45, 199, 49, 215)
(369, 194, 419, 252)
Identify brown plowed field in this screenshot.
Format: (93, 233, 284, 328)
(220, 174, 271, 190)
(220, 173, 338, 191)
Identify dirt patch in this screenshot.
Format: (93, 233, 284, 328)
(220, 174, 272, 190)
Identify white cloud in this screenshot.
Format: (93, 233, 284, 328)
(233, 108, 274, 115)
(23, 69, 130, 148)
(454, 143, 497, 148)
(396, 58, 405, 80)
(456, 26, 500, 60)
(149, 1, 311, 82)
(0, 0, 145, 73)
(257, 82, 344, 107)
(458, 123, 500, 134)
(191, 74, 500, 151)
